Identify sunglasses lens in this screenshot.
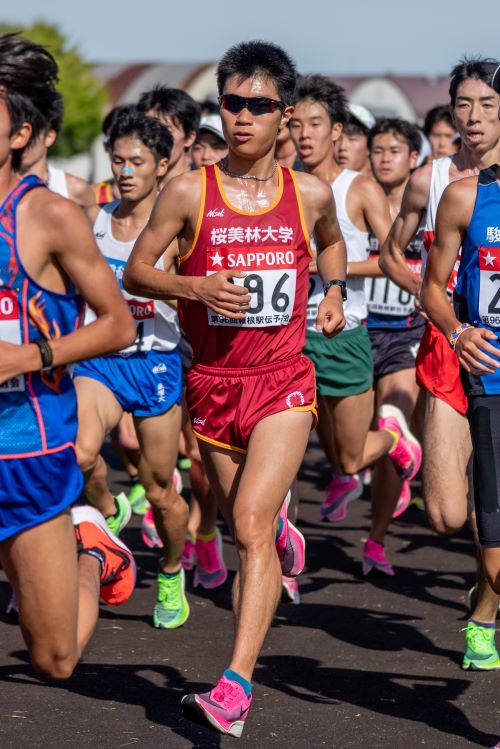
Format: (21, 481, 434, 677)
(220, 95, 283, 115)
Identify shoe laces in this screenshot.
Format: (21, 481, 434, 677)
(213, 679, 240, 708)
(197, 537, 220, 571)
(158, 573, 182, 610)
(462, 623, 497, 650)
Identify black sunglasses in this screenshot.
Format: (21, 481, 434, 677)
(219, 94, 286, 116)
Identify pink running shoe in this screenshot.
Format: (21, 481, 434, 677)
(181, 675, 252, 737)
(282, 575, 301, 604)
(378, 404, 422, 481)
(193, 529, 228, 589)
(392, 481, 411, 519)
(181, 535, 196, 570)
(275, 492, 306, 577)
(362, 538, 395, 576)
(320, 473, 363, 522)
(141, 506, 163, 549)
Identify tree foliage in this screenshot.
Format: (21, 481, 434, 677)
(0, 21, 107, 157)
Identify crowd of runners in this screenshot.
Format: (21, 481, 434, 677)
(1, 31, 500, 740)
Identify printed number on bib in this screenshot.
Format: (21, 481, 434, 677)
(206, 246, 297, 327)
(478, 247, 500, 326)
(306, 273, 323, 332)
(0, 289, 25, 392)
(126, 298, 155, 352)
(367, 258, 420, 317)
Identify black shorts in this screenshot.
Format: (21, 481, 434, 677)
(467, 395, 500, 548)
(368, 325, 425, 381)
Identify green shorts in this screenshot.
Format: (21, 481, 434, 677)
(304, 325, 373, 397)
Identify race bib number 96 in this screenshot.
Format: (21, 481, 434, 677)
(478, 246, 500, 326)
(0, 289, 25, 392)
(206, 246, 297, 327)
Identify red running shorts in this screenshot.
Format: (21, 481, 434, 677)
(187, 353, 317, 453)
(416, 322, 468, 416)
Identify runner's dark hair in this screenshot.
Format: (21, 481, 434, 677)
(0, 33, 59, 170)
(108, 111, 173, 161)
(137, 86, 201, 137)
(368, 117, 421, 155)
(343, 113, 369, 137)
(423, 105, 454, 137)
(294, 74, 348, 126)
(449, 56, 500, 105)
(102, 105, 138, 137)
(217, 41, 297, 105)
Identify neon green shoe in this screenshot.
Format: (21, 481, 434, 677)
(128, 482, 149, 515)
(105, 492, 132, 537)
(153, 568, 190, 629)
(462, 621, 500, 670)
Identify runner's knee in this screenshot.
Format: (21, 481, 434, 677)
(75, 440, 100, 474)
(234, 511, 271, 552)
(336, 450, 362, 476)
(426, 502, 466, 535)
(30, 646, 78, 681)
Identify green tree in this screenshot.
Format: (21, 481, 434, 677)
(0, 21, 107, 157)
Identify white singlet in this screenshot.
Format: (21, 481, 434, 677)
(86, 201, 180, 354)
(307, 169, 369, 331)
(47, 164, 70, 199)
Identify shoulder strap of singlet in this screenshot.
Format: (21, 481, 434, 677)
(479, 164, 499, 186)
(0, 176, 46, 237)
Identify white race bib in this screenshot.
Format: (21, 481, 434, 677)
(0, 289, 25, 392)
(306, 273, 323, 332)
(367, 259, 421, 317)
(478, 246, 500, 327)
(206, 246, 297, 328)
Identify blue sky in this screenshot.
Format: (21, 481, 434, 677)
(1, 0, 499, 74)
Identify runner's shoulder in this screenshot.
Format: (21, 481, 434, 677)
(405, 162, 433, 206)
(351, 172, 385, 201)
(439, 175, 478, 216)
(293, 170, 333, 208)
(23, 185, 87, 228)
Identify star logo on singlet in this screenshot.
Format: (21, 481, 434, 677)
(484, 251, 496, 266)
(210, 251, 224, 267)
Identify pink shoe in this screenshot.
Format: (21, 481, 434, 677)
(141, 506, 163, 549)
(282, 575, 301, 604)
(193, 529, 228, 589)
(181, 535, 197, 570)
(378, 404, 422, 481)
(320, 473, 363, 522)
(392, 481, 411, 519)
(172, 467, 183, 494)
(275, 492, 306, 577)
(362, 538, 395, 576)
(181, 674, 252, 737)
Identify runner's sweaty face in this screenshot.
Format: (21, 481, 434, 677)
(111, 136, 167, 202)
(289, 100, 342, 171)
(370, 132, 418, 189)
(219, 75, 292, 161)
(451, 78, 500, 156)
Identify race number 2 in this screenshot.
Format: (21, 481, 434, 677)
(0, 289, 25, 392)
(206, 246, 297, 327)
(478, 247, 500, 326)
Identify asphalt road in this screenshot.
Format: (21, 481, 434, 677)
(1, 436, 499, 749)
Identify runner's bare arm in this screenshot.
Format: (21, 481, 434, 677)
(304, 177, 346, 338)
(380, 165, 430, 294)
(0, 196, 135, 384)
(349, 177, 391, 277)
(124, 172, 251, 318)
(66, 173, 96, 209)
(422, 179, 499, 375)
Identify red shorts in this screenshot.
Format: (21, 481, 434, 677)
(416, 322, 468, 415)
(187, 354, 317, 453)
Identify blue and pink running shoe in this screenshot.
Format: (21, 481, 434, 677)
(320, 473, 363, 522)
(275, 491, 305, 577)
(181, 674, 252, 737)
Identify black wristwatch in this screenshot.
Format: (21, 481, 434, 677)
(323, 279, 347, 302)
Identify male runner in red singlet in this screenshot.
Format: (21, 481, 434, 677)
(125, 40, 346, 737)
(0, 34, 136, 679)
(381, 57, 500, 668)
